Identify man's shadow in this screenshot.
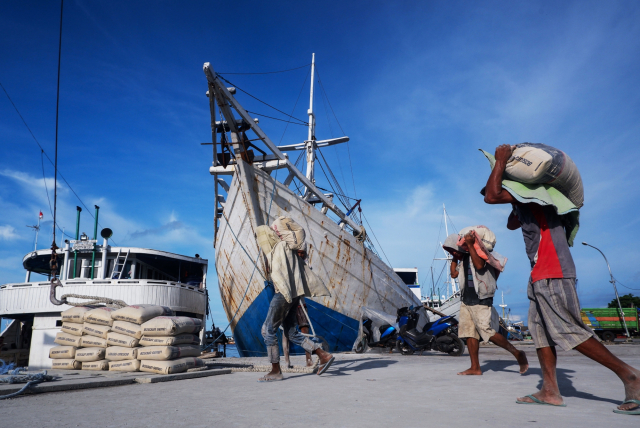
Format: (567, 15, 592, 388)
(312, 357, 397, 377)
(480, 360, 620, 405)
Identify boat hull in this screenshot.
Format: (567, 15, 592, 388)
(215, 165, 421, 357)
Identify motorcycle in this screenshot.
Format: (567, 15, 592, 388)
(395, 306, 465, 356)
(354, 306, 399, 353)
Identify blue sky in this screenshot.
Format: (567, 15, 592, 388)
(1, 1, 640, 330)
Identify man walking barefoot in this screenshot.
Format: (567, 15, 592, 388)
(443, 232, 528, 376)
(483, 144, 640, 414)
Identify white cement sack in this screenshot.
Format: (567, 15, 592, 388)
(82, 322, 111, 339)
(458, 225, 497, 252)
(82, 360, 109, 371)
(141, 317, 203, 337)
(75, 347, 106, 362)
(105, 346, 139, 361)
(54, 332, 82, 347)
(61, 306, 97, 324)
(136, 345, 201, 361)
(51, 359, 82, 370)
(80, 336, 108, 348)
(271, 216, 306, 251)
(139, 334, 200, 347)
(109, 359, 141, 372)
(83, 307, 116, 326)
(49, 346, 77, 359)
(111, 304, 173, 324)
(256, 225, 280, 255)
(112, 320, 143, 339)
(505, 143, 584, 208)
(61, 322, 84, 337)
(139, 357, 204, 375)
(107, 331, 140, 348)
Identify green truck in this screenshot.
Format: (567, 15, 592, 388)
(581, 308, 640, 341)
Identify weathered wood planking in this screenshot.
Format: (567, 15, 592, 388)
(215, 165, 421, 334)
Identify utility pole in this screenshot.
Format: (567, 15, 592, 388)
(582, 242, 631, 339)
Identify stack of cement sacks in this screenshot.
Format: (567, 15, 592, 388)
(105, 304, 174, 372)
(49, 306, 115, 371)
(136, 315, 204, 374)
(49, 304, 205, 374)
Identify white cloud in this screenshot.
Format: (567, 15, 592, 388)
(0, 225, 20, 240)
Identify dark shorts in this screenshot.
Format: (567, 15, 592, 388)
(296, 304, 310, 328)
(528, 278, 598, 351)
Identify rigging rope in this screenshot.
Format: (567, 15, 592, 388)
(218, 63, 311, 75)
(217, 75, 308, 126)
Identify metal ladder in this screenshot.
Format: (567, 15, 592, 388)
(110, 249, 130, 279)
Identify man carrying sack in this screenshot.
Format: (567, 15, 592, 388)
(483, 144, 640, 414)
(256, 216, 335, 382)
(443, 227, 528, 376)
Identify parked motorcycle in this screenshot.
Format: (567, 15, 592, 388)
(354, 306, 399, 353)
(395, 306, 465, 356)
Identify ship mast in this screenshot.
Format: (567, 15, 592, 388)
(303, 53, 316, 199)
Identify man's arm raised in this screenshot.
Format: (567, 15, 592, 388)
(484, 144, 516, 205)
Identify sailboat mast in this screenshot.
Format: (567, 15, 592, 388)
(304, 54, 316, 198)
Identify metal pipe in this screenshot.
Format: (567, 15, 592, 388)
(62, 240, 70, 280)
(582, 242, 630, 338)
(101, 235, 108, 279)
(90, 205, 99, 279)
(72, 206, 81, 279)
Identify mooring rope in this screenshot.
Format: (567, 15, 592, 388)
(60, 294, 127, 308)
(0, 368, 53, 400)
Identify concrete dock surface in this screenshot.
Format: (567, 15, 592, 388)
(2, 343, 639, 427)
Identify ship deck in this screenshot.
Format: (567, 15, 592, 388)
(3, 342, 640, 427)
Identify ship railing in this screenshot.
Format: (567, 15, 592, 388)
(0, 278, 206, 293)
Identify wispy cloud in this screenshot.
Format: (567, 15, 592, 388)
(129, 220, 185, 239)
(0, 225, 20, 240)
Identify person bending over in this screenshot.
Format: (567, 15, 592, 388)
(484, 144, 640, 414)
(443, 231, 528, 376)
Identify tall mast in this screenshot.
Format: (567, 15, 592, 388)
(303, 53, 316, 199)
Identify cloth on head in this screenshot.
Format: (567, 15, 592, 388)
(456, 227, 507, 272)
(271, 216, 307, 252)
(443, 233, 499, 300)
(479, 149, 579, 246)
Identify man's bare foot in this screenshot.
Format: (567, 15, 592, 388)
(516, 350, 529, 374)
(619, 367, 640, 411)
(457, 368, 482, 375)
(258, 371, 283, 382)
(306, 359, 314, 367)
(516, 391, 564, 406)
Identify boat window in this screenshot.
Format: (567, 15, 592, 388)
(395, 271, 417, 286)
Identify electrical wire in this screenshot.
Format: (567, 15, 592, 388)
(0, 81, 117, 245)
(615, 278, 640, 291)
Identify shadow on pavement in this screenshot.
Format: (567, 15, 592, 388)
(480, 359, 621, 405)
(319, 357, 398, 377)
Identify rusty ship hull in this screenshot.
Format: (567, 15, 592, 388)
(215, 166, 421, 357)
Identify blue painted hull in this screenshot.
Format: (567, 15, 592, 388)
(232, 285, 361, 358)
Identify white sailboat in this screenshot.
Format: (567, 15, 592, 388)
(423, 205, 462, 320)
(205, 55, 426, 356)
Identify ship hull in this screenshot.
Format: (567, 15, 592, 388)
(215, 166, 421, 357)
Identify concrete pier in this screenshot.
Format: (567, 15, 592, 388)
(2, 343, 639, 427)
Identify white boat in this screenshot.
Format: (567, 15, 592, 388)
(0, 235, 208, 369)
(205, 55, 425, 356)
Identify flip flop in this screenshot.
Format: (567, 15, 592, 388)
(612, 399, 640, 415)
(316, 356, 335, 375)
(516, 394, 567, 407)
(258, 373, 283, 382)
